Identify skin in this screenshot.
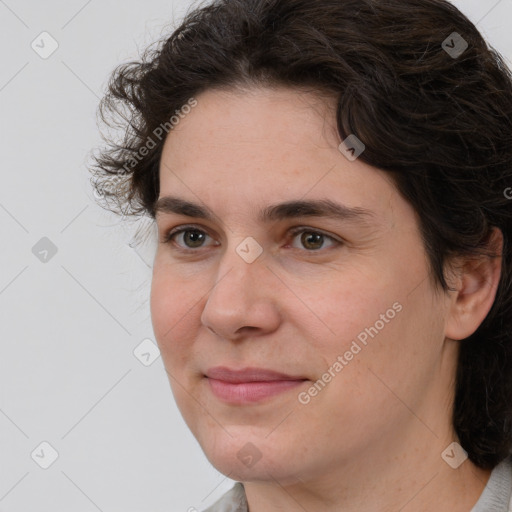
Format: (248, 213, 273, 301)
(150, 86, 502, 512)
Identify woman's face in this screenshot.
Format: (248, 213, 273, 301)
(150, 86, 456, 484)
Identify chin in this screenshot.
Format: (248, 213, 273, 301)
(198, 432, 307, 484)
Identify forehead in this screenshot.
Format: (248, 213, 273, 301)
(160, 86, 340, 176)
(157, 86, 407, 226)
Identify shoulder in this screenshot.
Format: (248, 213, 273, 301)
(498, 455, 512, 512)
(202, 482, 248, 512)
(472, 454, 512, 512)
(508, 456, 512, 512)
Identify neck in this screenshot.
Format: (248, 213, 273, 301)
(244, 450, 491, 512)
(243, 426, 492, 512)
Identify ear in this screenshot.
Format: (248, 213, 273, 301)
(445, 227, 503, 341)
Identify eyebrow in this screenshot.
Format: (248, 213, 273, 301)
(153, 196, 377, 226)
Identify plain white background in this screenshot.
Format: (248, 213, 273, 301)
(0, 1, 511, 510)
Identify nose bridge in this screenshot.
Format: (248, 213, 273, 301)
(210, 238, 266, 305)
(200, 238, 279, 336)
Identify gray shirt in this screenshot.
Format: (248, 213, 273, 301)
(204, 456, 512, 512)
(471, 455, 512, 512)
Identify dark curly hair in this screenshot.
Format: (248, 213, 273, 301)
(90, 0, 512, 470)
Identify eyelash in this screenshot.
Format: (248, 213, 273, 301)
(161, 224, 342, 253)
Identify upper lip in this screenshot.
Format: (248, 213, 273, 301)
(205, 366, 307, 383)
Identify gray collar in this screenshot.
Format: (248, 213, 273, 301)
(471, 455, 512, 512)
(203, 482, 248, 512)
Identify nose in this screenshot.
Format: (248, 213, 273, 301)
(200, 244, 281, 341)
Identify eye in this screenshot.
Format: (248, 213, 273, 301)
(288, 227, 340, 251)
(162, 226, 216, 250)
(161, 225, 341, 253)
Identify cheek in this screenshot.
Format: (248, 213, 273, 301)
(149, 266, 199, 360)
(150, 269, 173, 338)
(289, 268, 399, 349)
(149, 267, 210, 433)
(301, 264, 434, 394)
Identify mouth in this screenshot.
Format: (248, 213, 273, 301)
(204, 366, 308, 404)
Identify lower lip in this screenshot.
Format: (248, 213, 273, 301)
(207, 378, 306, 404)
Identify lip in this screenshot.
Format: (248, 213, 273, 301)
(205, 366, 306, 382)
(205, 366, 308, 404)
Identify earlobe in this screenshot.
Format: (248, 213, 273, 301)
(445, 227, 503, 341)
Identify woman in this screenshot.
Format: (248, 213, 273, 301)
(91, 0, 512, 510)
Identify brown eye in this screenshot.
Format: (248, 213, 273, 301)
(181, 229, 207, 248)
(163, 227, 215, 250)
(289, 228, 339, 251)
(301, 232, 324, 250)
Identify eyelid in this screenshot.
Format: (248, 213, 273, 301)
(161, 224, 217, 245)
(287, 225, 342, 244)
